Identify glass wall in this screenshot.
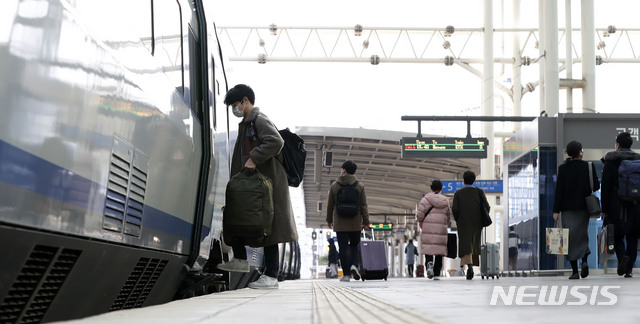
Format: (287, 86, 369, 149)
(508, 148, 541, 270)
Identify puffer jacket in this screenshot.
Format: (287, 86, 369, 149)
(416, 192, 451, 256)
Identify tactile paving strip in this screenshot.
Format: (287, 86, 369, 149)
(312, 281, 443, 324)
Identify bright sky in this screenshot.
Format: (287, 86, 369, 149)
(207, 0, 640, 138)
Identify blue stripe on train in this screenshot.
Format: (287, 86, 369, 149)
(0, 139, 209, 239)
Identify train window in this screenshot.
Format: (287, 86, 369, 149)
(152, 0, 184, 95)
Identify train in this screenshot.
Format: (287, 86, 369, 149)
(0, 1, 299, 323)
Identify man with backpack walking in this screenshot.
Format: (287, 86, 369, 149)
(217, 84, 298, 289)
(601, 132, 640, 278)
(326, 160, 370, 282)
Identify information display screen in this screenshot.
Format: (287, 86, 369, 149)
(369, 224, 393, 230)
(401, 137, 489, 158)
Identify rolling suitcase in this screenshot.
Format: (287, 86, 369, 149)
(358, 230, 388, 281)
(481, 242, 500, 279)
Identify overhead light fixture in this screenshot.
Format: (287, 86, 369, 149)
(354, 24, 363, 37)
(269, 24, 277, 36)
(597, 41, 606, 50)
(444, 56, 454, 66)
(442, 41, 450, 49)
(444, 25, 455, 37)
(370, 55, 380, 65)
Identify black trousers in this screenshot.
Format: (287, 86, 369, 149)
(424, 254, 443, 277)
(407, 264, 414, 277)
(337, 231, 361, 273)
(613, 203, 640, 274)
(232, 242, 280, 278)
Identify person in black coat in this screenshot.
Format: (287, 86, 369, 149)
(601, 132, 640, 278)
(553, 140, 599, 280)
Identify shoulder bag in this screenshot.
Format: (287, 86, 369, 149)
(478, 189, 492, 227)
(585, 161, 602, 218)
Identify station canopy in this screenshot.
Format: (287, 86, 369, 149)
(297, 126, 481, 229)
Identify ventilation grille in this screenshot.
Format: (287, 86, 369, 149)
(103, 137, 148, 238)
(0, 245, 81, 324)
(110, 258, 168, 311)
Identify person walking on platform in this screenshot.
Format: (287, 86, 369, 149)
(326, 160, 370, 282)
(404, 239, 418, 277)
(601, 132, 640, 278)
(553, 140, 599, 280)
(416, 180, 452, 280)
(217, 84, 298, 289)
(452, 171, 490, 280)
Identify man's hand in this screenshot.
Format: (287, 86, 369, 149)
(327, 222, 333, 229)
(244, 157, 256, 170)
(553, 212, 559, 222)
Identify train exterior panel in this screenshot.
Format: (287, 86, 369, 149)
(0, 0, 232, 322)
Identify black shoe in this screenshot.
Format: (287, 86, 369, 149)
(624, 273, 633, 278)
(581, 263, 589, 278)
(569, 272, 580, 280)
(466, 267, 474, 280)
(618, 256, 630, 276)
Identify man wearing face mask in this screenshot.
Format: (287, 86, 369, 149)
(218, 84, 298, 289)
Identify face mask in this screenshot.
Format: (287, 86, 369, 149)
(232, 102, 244, 118)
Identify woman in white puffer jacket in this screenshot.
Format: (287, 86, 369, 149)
(416, 180, 452, 279)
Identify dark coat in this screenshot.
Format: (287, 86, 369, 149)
(601, 149, 640, 235)
(552, 159, 600, 213)
(326, 174, 370, 232)
(451, 186, 490, 257)
(230, 108, 298, 246)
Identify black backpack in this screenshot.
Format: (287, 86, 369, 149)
(250, 114, 307, 187)
(336, 181, 360, 217)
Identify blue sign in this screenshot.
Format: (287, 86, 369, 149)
(441, 180, 503, 193)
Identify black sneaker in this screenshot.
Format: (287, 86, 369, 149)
(580, 263, 589, 278)
(624, 273, 633, 278)
(618, 256, 630, 276)
(466, 267, 474, 280)
(569, 272, 580, 280)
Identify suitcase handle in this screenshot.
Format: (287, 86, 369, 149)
(361, 228, 375, 241)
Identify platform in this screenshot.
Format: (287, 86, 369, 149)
(56, 274, 640, 324)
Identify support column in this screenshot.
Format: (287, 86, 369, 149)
(566, 0, 574, 112)
(544, 0, 559, 117)
(482, 0, 496, 243)
(581, 0, 596, 112)
(512, 0, 522, 126)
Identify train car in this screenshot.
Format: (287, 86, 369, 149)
(0, 0, 233, 322)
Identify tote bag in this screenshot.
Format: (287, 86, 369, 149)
(546, 217, 569, 255)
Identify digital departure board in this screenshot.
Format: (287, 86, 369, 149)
(370, 224, 393, 230)
(401, 137, 489, 158)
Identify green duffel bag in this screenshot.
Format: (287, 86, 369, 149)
(223, 168, 274, 247)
